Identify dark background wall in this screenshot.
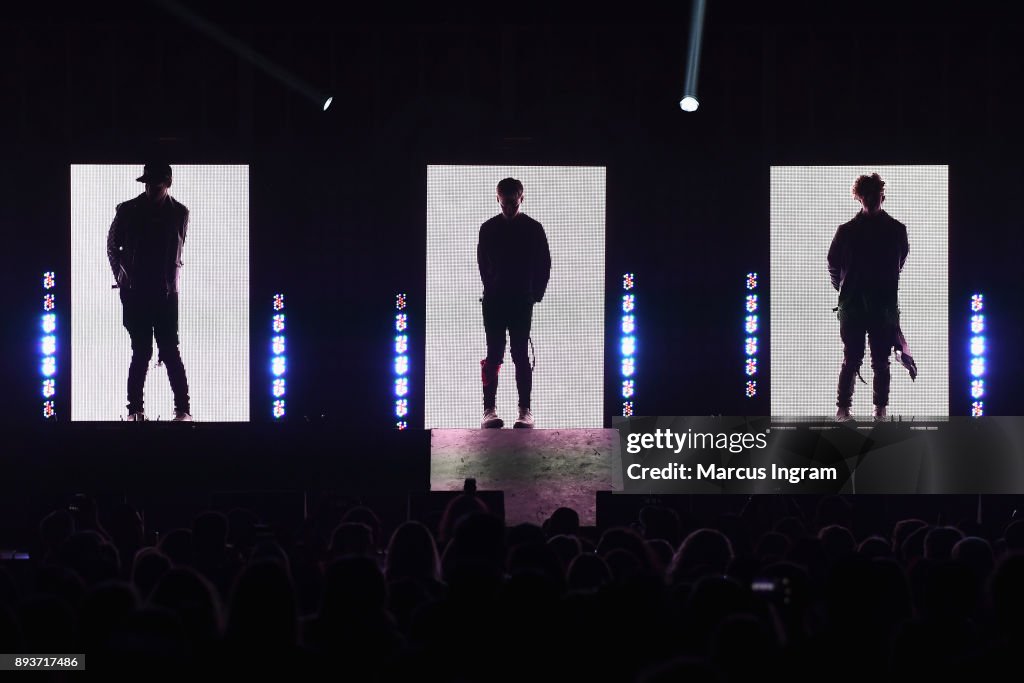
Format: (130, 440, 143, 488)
(3, 2, 1022, 424)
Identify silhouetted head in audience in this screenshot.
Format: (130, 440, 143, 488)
(56, 530, 121, 584)
(442, 512, 506, 589)
(900, 525, 929, 565)
(341, 506, 383, 551)
(329, 522, 375, 559)
(132, 548, 171, 599)
(150, 567, 223, 649)
(547, 534, 582, 572)
(226, 559, 298, 652)
(857, 535, 892, 559)
(646, 538, 675, 571)
(669, 528, 734, 584)
(924, 526, 964, 561)
(508, 539, 565, 591)
(952, 536, 994, 580)
(1003, 519, 1024, 554)
(639, 506, 682, 546)
(566, 552, 611, 592)
(386, 520, 441, 584)
(818, 524, 856, 561)
(438, 493, 490, 548)
(892, 518, 928, 554)
(543, 507, 580, 538)
(597, 527, 660, 577)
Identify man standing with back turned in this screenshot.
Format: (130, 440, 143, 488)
(477, 178, 551, 429)
(828, 172, 910, 422)
(107, 162, 192, 422)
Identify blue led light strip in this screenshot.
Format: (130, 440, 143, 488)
(744, 272, 758, 399)
(969, 293, 985, 417)
(621, 273, 635, 417)
(42, 271, 57, 419)
(394, 293, 409, 429)
(271, 294, 286, 419)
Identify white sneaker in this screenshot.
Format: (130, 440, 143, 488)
(513, 407, 534, 429)
(172, 410, 193, 422)
(872, 406, 887, 422)
(835, 407, 853, 423)
(481, 407, 503, 429)
(126, 412, 147, 422)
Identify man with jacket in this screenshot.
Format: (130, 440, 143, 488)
(827, 172, 909, 422)
(477, 178, 551, 429)
(107, 163, 192, 421)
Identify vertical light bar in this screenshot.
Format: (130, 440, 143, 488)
(970, 293, 985, 417)
(745, 272, 758, 399)
(271, 293, 286, 419)
(42, 271, 57, 419)
(621, 273, 635, 416)
(395, 293, 409, 429)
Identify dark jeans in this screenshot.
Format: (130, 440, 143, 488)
(121, 289, 190, 414)
(481, 296, 534, 410)
(836, 305, 897, 408)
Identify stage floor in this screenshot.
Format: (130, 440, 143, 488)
(430, 429, 616, 526)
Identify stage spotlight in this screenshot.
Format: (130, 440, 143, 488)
(746, 272, 758, 290)
(678, 0, 707, 112)
(42, 357, 56, 377)
(746, 381, 757, 398)
(395, 377, 409, 397)
(272, 356, 287, 377)
(745, 337, 758, 356)
(621, 273, 637, 416)
(622, 294, 635, 313)
(42, 313, 56, 334)
(969, 293, 986, 416)
(272, 400, 285, 419)
(272, 378, 286, 398)
(323, 96, 333, 111)
(745, 315, 758, 334)
(395, 355, 409, 376)
(395, 334, 408, 354)
(972, 401, 984, 417)
(746, 295, 758, 312)
(622, 358, 635, 377)
(272, 335, 285, 355)
(622, 402, 634, 417)
(745, 358, 757, 376)
(395, 398, 408, 417)
(970, 357, 985, 378)
(272, 314, 285, 333)
(394, 293, 411, 429)
(744, 273, 761, 399)
(621, 315, 635, 335)
(42, 379, 55, 398)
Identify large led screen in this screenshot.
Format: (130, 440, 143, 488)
(770, 165, 948, 418)
(71, 165, 249, 421)
(426, 165, 605, 428)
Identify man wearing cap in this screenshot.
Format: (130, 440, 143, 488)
(106, 163, 192, 421)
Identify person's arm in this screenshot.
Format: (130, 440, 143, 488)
(898, 222, 909, 272)
(532, 223, 552, 303)
(827, 227, 844, 292)
(107, 207, 124, 283)
(477, 223, 490, 291)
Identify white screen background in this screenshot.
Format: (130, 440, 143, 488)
(426, 166, 605, 428)
(770, 165, 948, 418)
(71, 165, 249, 421)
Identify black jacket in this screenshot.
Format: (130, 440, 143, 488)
(107, 193, 189, 295)
(827, 210, 909, 308)
(477, 212, 551, 302)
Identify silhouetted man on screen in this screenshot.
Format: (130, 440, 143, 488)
(828, 173, 910, 422)
(477, 178, 551, 429)
(107, 163, 192, 422)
